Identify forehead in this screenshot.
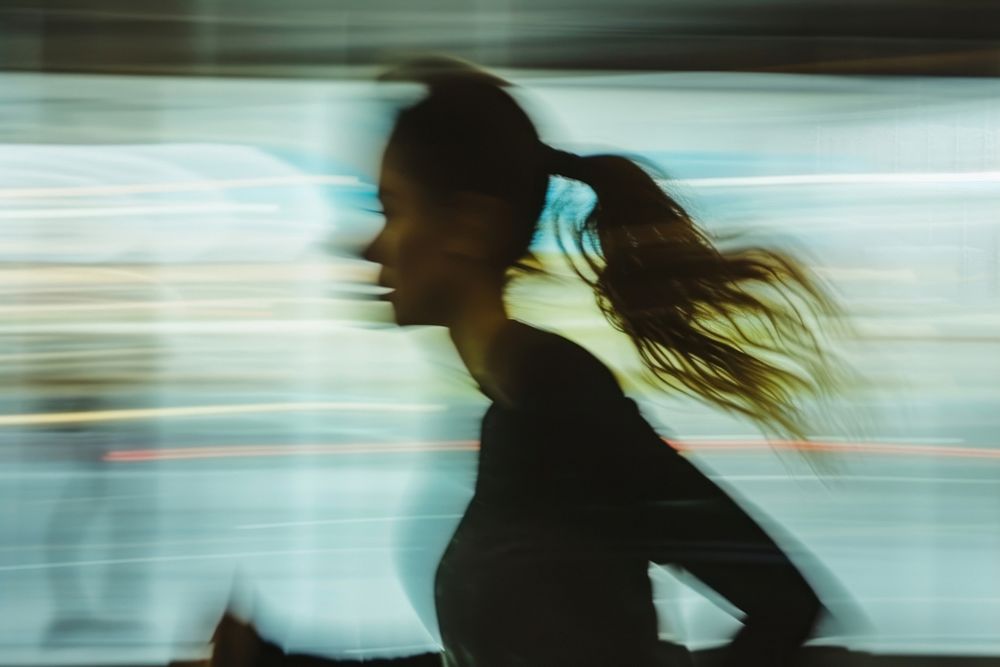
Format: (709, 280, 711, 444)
(377, 150, 431, 207)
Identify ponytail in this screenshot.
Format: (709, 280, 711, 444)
(543, 146, 844, 439)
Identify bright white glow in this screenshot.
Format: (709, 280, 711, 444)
(0, 144, 336, 262)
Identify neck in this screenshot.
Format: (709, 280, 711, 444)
(447, 283, 513, 397)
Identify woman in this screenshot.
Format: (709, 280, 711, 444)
(209, 58, 845, 667)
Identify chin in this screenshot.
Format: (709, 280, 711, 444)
(389, 303, 421, 327)
(391, 301, 445, 328)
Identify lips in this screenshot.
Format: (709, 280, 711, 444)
(376, 272, 396, 301)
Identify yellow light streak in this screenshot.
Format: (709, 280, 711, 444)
(0, 401, 443, 426)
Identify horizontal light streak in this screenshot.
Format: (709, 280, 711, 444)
(672, 171, 1000, 188)
(0, 401, 443, 427)
(0, 545, 408, 573)
(238, 514, 464, 530)
(0, 294, 380, 314)
(0, 318, 385, 335)
(101, 438, 1000, 462)
(684, 439, 1000, 458)
(105, 442, 477, 462)
(0, 347, 159, 363)
(0, 262, 376, 285)
(0, 174, 363, 199)
(2, 171, 993, 205)
(0, 202, 278, 220)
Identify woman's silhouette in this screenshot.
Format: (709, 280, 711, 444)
(206, 58, 848, 667)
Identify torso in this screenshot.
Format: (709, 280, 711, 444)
(433, 323, 668, 666)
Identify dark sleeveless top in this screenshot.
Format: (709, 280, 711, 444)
(433, 322, 691, 667)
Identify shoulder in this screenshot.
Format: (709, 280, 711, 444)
(487, 322, 624, 412)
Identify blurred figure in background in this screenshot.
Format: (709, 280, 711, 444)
(207, 57, 851, 667)
(16, 267, 166, 645)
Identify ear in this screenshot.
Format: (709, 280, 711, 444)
(442, 192, 514, 262)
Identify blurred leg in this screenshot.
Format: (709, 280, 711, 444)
(44, 395, 108, 635)
(102, 397, 158, 632)
(45, 446, 102, 626)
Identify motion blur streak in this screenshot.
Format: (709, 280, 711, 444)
(104, 442, 480, 462)
(99, 439, 1000, 463)
(678, 171, 1000, 188)
(0, 175, 363, 199)
(0, 402, 444, 427)
(0, 203, 278, 220)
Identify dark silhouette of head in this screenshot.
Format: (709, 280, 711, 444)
(364, 57, 549, 326)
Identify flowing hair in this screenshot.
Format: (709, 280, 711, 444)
(544, 150, 846, 439)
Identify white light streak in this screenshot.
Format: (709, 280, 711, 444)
(0, 202, 277, 220)
(0, 174, 364, 199)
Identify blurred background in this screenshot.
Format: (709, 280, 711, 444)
(0, 1, 999, 665)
